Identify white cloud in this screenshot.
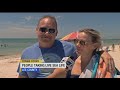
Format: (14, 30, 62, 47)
(0, 22, 36, 38)
(0, 27, 36, 38)
(24, 16, 33, 21)
(23, 15, 39, 21)
(0, 15, 62, 38)
(56, 16, 62, 19)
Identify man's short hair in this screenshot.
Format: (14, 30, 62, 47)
(37, 15, 57, 30)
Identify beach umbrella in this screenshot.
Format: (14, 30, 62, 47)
(61, 31, 78, 41)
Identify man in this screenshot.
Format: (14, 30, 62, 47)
(17, 15, 77, 78)
(17, 15, 115, 78)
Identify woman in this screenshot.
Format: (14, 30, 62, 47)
(47, 28, 116, 78)
(71, 28, 115, 78)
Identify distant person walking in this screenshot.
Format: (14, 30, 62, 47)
(112, 44, 115, 52)
(1, 44, 3, 47)
(119, 43, 120, 51)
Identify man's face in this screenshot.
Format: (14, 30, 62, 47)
(36, 18, 58, 47)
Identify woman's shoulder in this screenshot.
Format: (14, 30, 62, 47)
(75, 56, 81, 64)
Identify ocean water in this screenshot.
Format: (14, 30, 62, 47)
(0, 38, 120, 56)
(0, 38, 37, 55)
(102, 39, 120, 46)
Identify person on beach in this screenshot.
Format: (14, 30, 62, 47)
(70, 28, 115, 78)
(112, 44, 115, 52)
(17, 15, 77, 78)
(1, 44, 3, 47)
(105, 46, 109, 52)
(17, 15, 115, 78)
(119, 44, 120, 50)
(119, 44, 120, 51)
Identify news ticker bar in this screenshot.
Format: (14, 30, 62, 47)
(20, 60, 66, 72)
(20, 63, 66, 68)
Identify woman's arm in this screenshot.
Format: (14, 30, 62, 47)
(71, 56, 81, 75)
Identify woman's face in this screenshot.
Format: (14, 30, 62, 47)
(75, 32, 96, 55)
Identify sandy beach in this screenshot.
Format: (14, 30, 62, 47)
(0, 45, 120, 78)
(0, 54, 20, 78)
(106, 45, 120, 71)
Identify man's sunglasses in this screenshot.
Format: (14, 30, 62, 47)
(74, 39, 88, 46)
(39, 27, 56, 34)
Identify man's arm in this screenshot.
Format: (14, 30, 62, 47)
(47, 68, 67, 78)
(100, 51, 115, 74)
(18, 75, 28, 78)
(17, 63, 29, 78)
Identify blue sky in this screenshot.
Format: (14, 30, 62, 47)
(0, 13, 120, 39)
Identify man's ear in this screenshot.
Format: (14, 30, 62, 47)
(56, 31, 58, 36)
(35, 28, 38, 34)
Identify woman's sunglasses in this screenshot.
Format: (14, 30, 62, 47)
(74, 39, 88, 46)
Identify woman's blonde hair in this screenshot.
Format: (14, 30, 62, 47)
(78, 28, 102, 49)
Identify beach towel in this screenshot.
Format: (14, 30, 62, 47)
(79, 52, 115, 78)
(79, 53, 100, 78)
